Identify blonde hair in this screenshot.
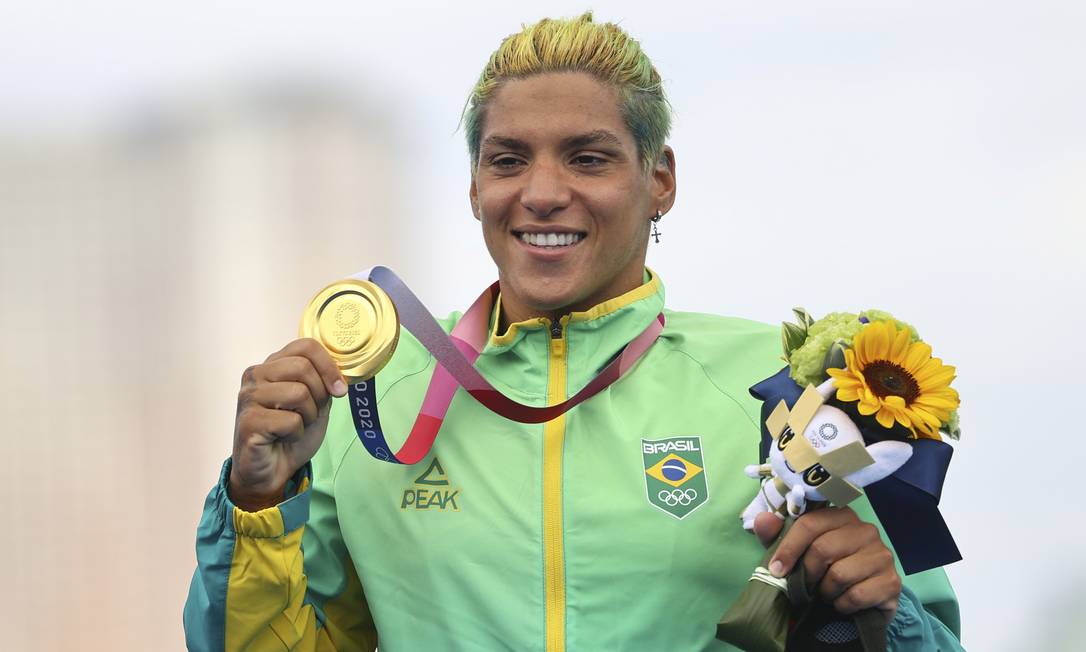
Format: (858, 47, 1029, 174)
(463, 11, 672, 171)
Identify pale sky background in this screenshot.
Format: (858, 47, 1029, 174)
(2, 1, 1084, 649)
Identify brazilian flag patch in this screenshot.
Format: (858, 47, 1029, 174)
(642, 436, 709, 519)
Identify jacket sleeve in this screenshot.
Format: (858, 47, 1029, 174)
(888, 582, 964, 650)
(183, 449, 377, 651)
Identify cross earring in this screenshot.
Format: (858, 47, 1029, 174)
(650, 210, 663, 243)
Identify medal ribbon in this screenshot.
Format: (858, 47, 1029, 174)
(346, 266, 664, 464)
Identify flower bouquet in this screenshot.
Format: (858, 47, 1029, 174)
(717, 309, 962, 652)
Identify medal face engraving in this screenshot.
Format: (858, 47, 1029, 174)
(318, 293, 373, 354)
(300, 279, 399, 379)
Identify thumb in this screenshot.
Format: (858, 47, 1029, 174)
(752, 511, 784, 548)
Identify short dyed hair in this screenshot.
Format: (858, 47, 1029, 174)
(463, 11, 672, 172)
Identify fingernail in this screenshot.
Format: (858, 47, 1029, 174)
(769, 560, 784, 577)
(333, 380, 347, 396)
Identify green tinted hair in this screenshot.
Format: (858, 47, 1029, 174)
(463, 11, 672, 172)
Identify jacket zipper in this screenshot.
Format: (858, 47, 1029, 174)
(543, 316, 568, 652)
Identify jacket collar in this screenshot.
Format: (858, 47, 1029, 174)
(466, 269, 663, 399)
(483, 268, 664, 352)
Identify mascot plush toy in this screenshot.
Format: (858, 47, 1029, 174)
(740, 378, 913, 530)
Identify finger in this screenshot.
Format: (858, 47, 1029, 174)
(831, 570, 903, 616)
(256, 356, 330, 408)
(238, 405, 306, 443)
(753, 512, 784, 548)
(247, 381, 320, 426)
(816, 544, 893, 602)
(769, 506, 857, 577)
(879, 596, 900, 618)
(802, 522, 881, 589)
(267, 338, 347, 397)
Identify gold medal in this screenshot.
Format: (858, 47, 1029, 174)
(299, 279, 399, 380)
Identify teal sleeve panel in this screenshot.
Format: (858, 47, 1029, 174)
(294, 403, 379, 648)
(888, 585, 966, 651)
(182, 458, 313, 652)
(900, 564, 961, 637)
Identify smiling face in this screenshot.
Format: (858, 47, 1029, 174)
(469, 72, 676, 324)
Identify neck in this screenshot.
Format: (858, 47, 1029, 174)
(497, 268, 647, 332)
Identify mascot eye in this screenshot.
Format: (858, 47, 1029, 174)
(777, 426, 795, 450)
(803, 464, 830, 487)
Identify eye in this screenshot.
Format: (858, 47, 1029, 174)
(571, 153, 606, 167)
(487, 155, 525, 170)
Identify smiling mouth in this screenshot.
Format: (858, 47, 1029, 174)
(513, 230, 586, 248)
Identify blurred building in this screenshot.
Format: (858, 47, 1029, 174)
(0, 78, 405, 649)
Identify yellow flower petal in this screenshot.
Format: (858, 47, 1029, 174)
(913, 407, 943, 429)
(911, 406, 949, 427)
(914, 395, 959, 410)
(889, 326, 911, 361)
(914, 420, 939, 439)
(876, 407, 896, 428)
(864, 322, 891, 362)
(913, 358, 952, 382)
(924, 387, 960, 400)
(902, 341, 932, 373)
(917, 367, 956, 389)
(837, 387, 860, 402)
(826, 368, 850, 382)
(863, 386, 879, 405)
(883, 395, 907, 408)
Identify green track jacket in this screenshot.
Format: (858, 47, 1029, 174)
(184, 272, 964, 651)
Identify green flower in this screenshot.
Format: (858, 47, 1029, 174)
(788, 312, 863, 386)
(942, 410, 961, 440)
(785, 309, 919, 387)
(860, 310, 921, 342)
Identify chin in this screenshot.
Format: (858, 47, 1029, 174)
(516, 279, 585, 313)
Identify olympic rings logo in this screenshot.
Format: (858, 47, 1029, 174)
(658, 488, 698, 506)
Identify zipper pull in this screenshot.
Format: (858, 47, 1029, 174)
(550, 318, 563, 339)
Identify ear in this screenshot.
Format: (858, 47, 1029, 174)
(651, 145, 677, 215)
(468, 173, 481, 221)
(843, 440, 913, 488)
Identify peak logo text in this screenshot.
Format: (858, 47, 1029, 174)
(401, 457, 461, 511)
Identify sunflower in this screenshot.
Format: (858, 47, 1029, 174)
(826, 320, 959, 439)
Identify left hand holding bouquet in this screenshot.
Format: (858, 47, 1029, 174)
(752, 507, 901, 617)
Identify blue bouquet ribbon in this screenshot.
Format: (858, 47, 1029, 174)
(751, 367, 962, 575)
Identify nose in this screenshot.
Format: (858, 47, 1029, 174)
(519, 160, 572, 218)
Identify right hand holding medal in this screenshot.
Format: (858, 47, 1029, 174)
(229, 277, 397, 511)
(229, 338, 348, 512)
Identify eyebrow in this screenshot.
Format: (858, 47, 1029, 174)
(480, 129, 625, 153)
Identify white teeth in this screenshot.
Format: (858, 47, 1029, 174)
(519, 232, 583, 247)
